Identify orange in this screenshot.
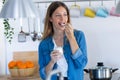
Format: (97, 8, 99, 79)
(8, 61, 16, 69)
(25, 61, 34, 68)
(18, 62, 27, 69)
(16, 60, 23, 66)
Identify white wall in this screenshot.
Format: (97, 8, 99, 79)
(0, 0, 6, 75)
(71, 17, 120, 70)
(0, 20, 6, 75)
(0, 0, 120, 75)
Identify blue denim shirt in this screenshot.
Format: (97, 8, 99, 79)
(38, 30, 88, 80)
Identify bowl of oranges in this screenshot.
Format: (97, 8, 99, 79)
(8, 60, 35, 77)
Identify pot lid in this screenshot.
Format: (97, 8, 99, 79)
(93, 62, 111, 69)
(97, 62, 104, 66)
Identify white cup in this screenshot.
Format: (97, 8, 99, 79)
(54, 47, 63, 55)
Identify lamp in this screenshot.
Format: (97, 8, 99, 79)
(0, 0, 39, 18)
(115, 0, 120, 14)
(0, 0, 41, 41)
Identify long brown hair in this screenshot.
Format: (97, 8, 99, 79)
(42, 1, 71, 40)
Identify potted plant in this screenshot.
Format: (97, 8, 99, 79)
(2, 0, 14, 44)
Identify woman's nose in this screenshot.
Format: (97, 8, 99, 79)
(60, 15, 65, 20)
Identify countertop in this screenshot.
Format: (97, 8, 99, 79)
(0, 76, 41, 80)
(0, 74, 42, 80)
(0, 73, 120, 80)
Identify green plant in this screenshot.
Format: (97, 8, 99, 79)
(3, 19, 14, 44)
(2, 0, 14, 44)
(2, 0, 5, 4)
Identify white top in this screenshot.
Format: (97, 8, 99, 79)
(53, 38, 68, 77)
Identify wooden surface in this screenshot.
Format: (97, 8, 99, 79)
(5, 51, 42, 80)
(13, 51, 39, 74)
(0, 75, 41, 80)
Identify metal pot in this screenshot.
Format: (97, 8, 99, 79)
(84, 62, 118, 80)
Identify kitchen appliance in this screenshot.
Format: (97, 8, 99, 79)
(84, 62, 118, 80)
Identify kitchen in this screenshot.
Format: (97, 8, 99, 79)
(0, 0, 120, 80)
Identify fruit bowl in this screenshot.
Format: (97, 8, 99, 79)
(9, 68, 19, 77)
(9, 67, 35, 77)
(8, 60, 35, 77)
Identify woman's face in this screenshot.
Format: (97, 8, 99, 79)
(50, 6, 68, 31)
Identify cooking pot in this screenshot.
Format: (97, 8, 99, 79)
(84, 62, 118, 80)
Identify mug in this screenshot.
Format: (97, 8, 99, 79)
(96, 8, 109, 18)
(69, 4, 80, 17)
(110, 7, 120, 17)
(84, 8, 96, 18)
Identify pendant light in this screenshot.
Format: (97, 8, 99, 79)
(0, 0, 39, 18)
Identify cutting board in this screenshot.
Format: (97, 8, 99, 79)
(13, 51, 39, 75)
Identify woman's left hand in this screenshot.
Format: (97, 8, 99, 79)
(64, 23, 74, 41)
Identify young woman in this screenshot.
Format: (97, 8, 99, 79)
(38, 1, 88, 80)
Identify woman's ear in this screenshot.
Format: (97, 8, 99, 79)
(49, 18, 53, 22)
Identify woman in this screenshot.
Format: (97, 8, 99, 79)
(38, 1, 88, 80)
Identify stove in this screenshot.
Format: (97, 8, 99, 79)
(84, 73, 120, 80)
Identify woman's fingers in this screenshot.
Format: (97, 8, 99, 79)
(65, 23, 73, 33)
(50, 50, 62, 62)
(64, 23, 74, 40)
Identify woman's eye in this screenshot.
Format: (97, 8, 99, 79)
(56, 14, 61, 17)
(64, 14, 68, 17)
(55, 13, 68, 18)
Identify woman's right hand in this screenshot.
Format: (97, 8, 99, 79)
(50, 50, 62, 63)
(45, 50, 62, 74)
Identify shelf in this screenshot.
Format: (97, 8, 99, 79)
(34, 0, 113, 3)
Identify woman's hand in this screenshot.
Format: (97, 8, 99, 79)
(64, 23, 75, 41)
(50, 50, 62, 63)
(45, 50, 62, 75)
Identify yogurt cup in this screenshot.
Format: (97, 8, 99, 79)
(54, 47, 63, 55)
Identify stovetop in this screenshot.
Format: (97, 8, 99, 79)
(84, 73, 120, 80)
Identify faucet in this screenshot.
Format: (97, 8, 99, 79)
(46, 69, 64, 80)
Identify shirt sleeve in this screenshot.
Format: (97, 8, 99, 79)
(71, 48, 82, 59)
(38, 41, 47, 80)
(71, 30, 88, 69)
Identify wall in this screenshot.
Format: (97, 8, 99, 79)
(0, 0, 6, 75)
(0, 20, 6, 75)
(0, 0, 120, 75)
(72, 17, 120, 69)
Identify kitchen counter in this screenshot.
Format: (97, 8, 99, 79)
(0, 74, 42, 80)
(84, 73, 120, 80)
(0, 76, 41, 80)
(0, 73, 120, 80)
